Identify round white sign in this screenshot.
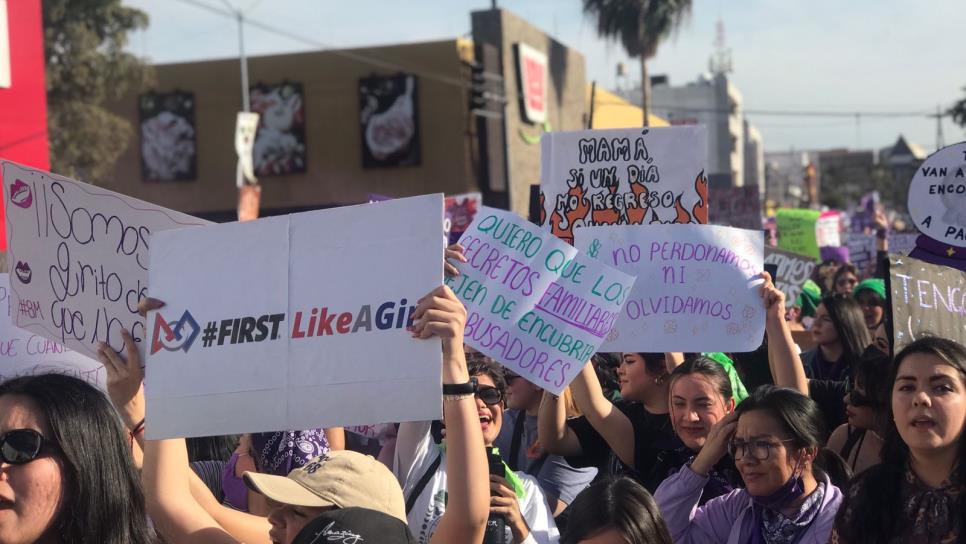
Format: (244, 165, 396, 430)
(907, 142, 966, 248)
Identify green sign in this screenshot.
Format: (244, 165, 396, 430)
(776, 208, 821, 260)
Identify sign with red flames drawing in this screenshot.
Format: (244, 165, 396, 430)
(538, 126, 709, 244)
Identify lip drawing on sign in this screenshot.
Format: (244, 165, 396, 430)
(14, 261, 32, 284)
(10, 179, 33, 209)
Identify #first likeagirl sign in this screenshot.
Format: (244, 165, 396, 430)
(145, 194, 444, 439)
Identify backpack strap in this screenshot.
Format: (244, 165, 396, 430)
(405, 452, 442, 515)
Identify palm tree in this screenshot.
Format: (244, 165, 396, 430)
(582, 0, 692, 126)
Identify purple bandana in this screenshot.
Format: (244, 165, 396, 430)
(251, 429, 330, 476)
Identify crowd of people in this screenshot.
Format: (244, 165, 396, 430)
(1, 229, 964, 544)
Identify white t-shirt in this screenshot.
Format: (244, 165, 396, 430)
(394, 420, 560, 544)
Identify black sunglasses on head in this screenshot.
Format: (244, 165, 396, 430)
(1, 429, 55, 465)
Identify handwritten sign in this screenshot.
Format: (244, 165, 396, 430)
(709, 185, 762, 230)
(816, 211, 842, 248)
(448, 207, 634, 394)
(764, 247, 817, 309)
(538, 126, 708, 244)
(846, 234, 877, 277)
(2, 161, 210, 359)
(888, 255, 966, 351)
(907, 142, 966, 248)
(575, 224, 765, 352)
(776, 208, 821, 260)
(0, 274, 104, 387)
(145, 194, 443, 439)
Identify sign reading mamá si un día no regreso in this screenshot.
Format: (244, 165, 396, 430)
(538, 126, 708, 244)
(2, 161, 210, 359)
(575, 224, 765, 353)
(448, 207, 635, 395)
(146, 194, 444, 439)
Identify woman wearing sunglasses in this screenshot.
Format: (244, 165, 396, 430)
(825, 348, 891, 475)
(655, 386, 843, 543)
(0, 373, 156, 544)
(394, 351, 559, 544)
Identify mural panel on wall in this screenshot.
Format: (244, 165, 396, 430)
(250, 81, 307, 176)
(139, 90, 197, 182)
(359, 74, 420, 168)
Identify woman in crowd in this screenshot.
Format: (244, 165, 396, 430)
(538, 352, 681, 492)
(654, 357, 743, 504)
(852, 278, 887, 331)
(832, 264, 860, 296)
(799, 295, 872, 429)
(654, 386, 843, 543)
(561, 477, 673, 544)
(832, 336, 965, 543)
(394, 349, 559, 544)
(826, 348, 890, 475)
(0, 373, 155, 544)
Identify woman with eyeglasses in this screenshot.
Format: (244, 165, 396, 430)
(655, 385, 843, 543)
(832, 336, 966, 543)
(394, 348, 559, 544)
(832, 264, 860, 296)
(0, 373, 156, 544)
(825, 347, 891, 475)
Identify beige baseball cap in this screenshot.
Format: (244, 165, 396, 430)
(243, 450, 407, 523)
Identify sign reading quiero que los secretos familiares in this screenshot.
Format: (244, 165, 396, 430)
(146, 194, 444, 439)
(2, 161, 210, 360)
(448, 206, 635, 395)
(575, 224, 765, 353)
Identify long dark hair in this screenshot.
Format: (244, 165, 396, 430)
(834, 337, 966, 543)
(562, 477, 673, 544)
(820, 295, 872, 364)
(0, 374, 155, 544)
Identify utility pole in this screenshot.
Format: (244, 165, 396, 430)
(237, 10, 249, 113)
(929, 105, 946, 150)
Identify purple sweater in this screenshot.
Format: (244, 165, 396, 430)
(654, 465, 842, 543)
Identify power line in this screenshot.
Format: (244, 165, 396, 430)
(171, 0, 467, 89)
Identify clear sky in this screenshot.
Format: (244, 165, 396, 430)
(124, 0, 965, 154)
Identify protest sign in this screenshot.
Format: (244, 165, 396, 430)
(776, 208, 821, 260)
(575, 224, 765, 352)
(816, 211, 842, 248)
(2, 161, 210, 359)
(538, 126, 708, 244)
(145, 194, 444, 438)
(889, 233, 919, 256)
(888, 255, 966, 352)
(709, 185, 762, 230)
(907, 142, 966, 249)
(445, 192, 481, 245)
(447, 207, 635, 394)
(0, 273, 104, 387)
(846, 234, 877, 277)
(764, 247, 817, 309)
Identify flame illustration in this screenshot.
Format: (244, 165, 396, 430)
(692, 171, 708, 224)
(674, 195, 692, 223)
(627, 184, 648, 224)
(650, 209, 662, 224)
(539, 191, 546, 226)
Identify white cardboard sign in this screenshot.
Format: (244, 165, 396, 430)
(575, 224, 765, 352)
(448, 207, 635, 394)
(538, 126, 708, 244)
(2, 161, 210, 359)
(907, 142, 966, 248)
(145, 194, 444, 439)
(0, 274, 104, 387)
